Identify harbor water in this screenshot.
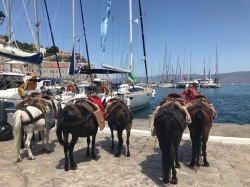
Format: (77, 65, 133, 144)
(133, 84, 250, 124)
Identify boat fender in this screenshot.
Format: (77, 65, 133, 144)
(18, 87, 25, 97)
(66, 84, 75, 93)
(125, 98, 130, 106)
(126, 77, 134, 84)
(98, 85, 109, 95)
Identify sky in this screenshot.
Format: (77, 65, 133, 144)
(0, 0, 250, 78)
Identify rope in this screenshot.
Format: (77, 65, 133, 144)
(21, 0, 36, 46)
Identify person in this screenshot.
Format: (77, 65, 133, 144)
(193, 80, 202, 94)
(181, 83, 197, 103)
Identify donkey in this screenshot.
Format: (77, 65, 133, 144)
(13, 96, 58, 161)
(105, 98, 133, 157)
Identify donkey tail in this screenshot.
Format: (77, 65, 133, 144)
(56, 108, 67, 146)
(195, 109, 204, 165)
(161, 119, 172, 184)
(13, 110, 22, 151)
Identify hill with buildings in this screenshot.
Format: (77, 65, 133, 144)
(144, 71, 250, 84)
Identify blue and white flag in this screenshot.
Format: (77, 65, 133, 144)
(100, 0, 111, 52)
(77, 64, 82, 74)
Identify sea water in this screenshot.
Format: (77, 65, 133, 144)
(133, 84, 250, 124)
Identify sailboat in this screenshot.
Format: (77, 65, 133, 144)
(208, 46, 221, 88)
(0, 0, 42, 90)
(100, 0, 153, 111)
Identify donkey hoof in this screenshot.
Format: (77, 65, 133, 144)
(171, 178, 178, 184)
(114, 153, 121, 157)
(163, 178, 169, 184)
(126, 152, 130, 157)
(72, 165, 78, 170)
(204, 162, 209, 167)
(92, 154, 97, 159)
(189, 163, 194, 167)
(175, 163, 181, 168)
(17, 157, 22, 162)
(29, 156, 35, 160)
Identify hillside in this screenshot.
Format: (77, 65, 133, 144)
(141, 71, 250, 84)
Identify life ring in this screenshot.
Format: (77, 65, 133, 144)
(26, 74, 37, 90)
(98, 85, 109, 95)
(66, 84, 75, 93)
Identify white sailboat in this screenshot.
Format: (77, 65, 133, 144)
(101, 0, 153, 111)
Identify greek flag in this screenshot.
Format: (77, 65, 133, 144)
(100, 0, 111, 52)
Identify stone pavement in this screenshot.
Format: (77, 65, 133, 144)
(1, 119, 250, 187)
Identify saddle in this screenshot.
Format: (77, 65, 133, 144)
(187, 96, 215, 121)
(64, 98, 105, 130)
(154, 100, 186, 133)
(152, 93, 191, 130)
(105, 98, 133, 121)
(16, 96, 50, 114)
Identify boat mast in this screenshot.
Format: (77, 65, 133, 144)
(216, 45, 219, 81)
(209, 53, 211, 82)
(72, 0, 76, 72)
(33, 0, 40, 53)
(129, 0, 133, 73)
(203, 55, 206, 80)
(7, 0, 11, 46)
(138, 0, 148, 83)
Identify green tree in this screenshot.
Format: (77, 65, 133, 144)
(46, 46, 59, 54)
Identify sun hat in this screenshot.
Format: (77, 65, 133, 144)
(193, 80, 199, 84)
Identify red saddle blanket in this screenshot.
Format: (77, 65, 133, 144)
(87, 96, 105, 117)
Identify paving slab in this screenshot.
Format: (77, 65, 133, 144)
(0, 120, 250, 187)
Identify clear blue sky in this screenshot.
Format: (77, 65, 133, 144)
(1, 0, 250, 77)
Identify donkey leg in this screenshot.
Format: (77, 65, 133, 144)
(20, 128, 25, 149)
(17, 130, 23, 162)
(63, 130, 69, 171)
(68, 135, 78, 170)
(25, 132, 35, 160)
(41, 130, 46, 151)
(86, 137, 91, 156)
(189, 142, 196, 167)
(110, 129, 114, 150)
(91, 134, 97, 159)
(202, 143, 209, 166)
(126, 129, 131, 157)
(115, 130, 123, 157)
(39, 131, 42, 141)
(172, 142, 180, 184)
(31, 131, 35, 141)
(45, 129, 50, 152)
(175, 150, 181, 168)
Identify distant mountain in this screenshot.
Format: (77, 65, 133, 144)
(139, 71, 250, 84)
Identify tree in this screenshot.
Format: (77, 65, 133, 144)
(46, 46, 59, 54)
